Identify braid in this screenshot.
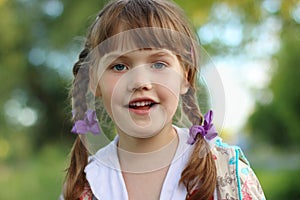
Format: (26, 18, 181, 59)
(180, 87, 217, 200)
(73, 48, 90, 77)
(72, 58, 89, 119)
(64, 137, 89, 200)
(64, 47, 91, 200)
(181, 88, 202, 125)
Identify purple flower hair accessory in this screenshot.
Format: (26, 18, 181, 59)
(187, 110, 218, 145)
(71, 109, 101, 135)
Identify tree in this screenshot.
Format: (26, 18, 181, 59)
(248, 23, 300, 147)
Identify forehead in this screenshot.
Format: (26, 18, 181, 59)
(112, 49, 177, 60)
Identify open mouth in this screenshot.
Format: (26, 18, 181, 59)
(128, 100, 157, 110)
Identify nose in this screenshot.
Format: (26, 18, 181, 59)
(128, 81, 153, 92)
(127, 67, 153, 92)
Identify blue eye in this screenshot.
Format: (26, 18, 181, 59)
(152, 62, 167, 70)
(112, 64, 128, 72)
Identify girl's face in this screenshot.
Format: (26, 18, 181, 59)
(96, 49, 189, 138)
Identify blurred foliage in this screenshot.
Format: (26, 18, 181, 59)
(0, 0, 300, 199)
(248, 13, 300, 148)
(256, 168, 300, 199)
(0, 0, 107, 157)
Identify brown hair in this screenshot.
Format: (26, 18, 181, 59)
(64, 0, 216, 199)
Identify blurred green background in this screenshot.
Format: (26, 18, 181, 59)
(0, 0, 300, 199)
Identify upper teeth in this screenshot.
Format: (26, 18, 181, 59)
(130, 101, 152, 107)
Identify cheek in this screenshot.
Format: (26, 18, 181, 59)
(159, 76, 183, 99)
(99, 74, 129, 116)
(157, 86, 180, 114)
(98, 77, 117, 114)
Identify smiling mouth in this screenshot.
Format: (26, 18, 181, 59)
(128, 100, 157, 110)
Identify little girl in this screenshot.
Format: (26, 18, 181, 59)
(62, 0, 265, 200)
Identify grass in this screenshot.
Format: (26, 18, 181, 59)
(0, 144, 68, 200)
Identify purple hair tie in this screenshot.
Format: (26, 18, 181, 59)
(187, 110, 218, 145)
(71, 109, 101, 135)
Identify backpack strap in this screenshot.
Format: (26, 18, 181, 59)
(213, 139, 265, 200)
(79, 185, 94, 200)
(213, 138, 250, 200)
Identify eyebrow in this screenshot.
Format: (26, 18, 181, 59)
(103, 49, 175, 63)
(148, 51, 174, 59)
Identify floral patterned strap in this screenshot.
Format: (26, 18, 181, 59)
(79, 186, 93, 200)
(187, 189, 214, 200)
(214, 139, 266, 200)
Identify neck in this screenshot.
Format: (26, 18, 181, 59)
(117, 123, 179, 173)
(117, 122, 177, 153)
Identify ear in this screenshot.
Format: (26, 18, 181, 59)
(180, 69, 190, 94)
(180, 79, 189, 95)
(95, 86, 102, 97)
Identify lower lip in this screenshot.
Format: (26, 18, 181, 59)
(128, 105, 157, 115)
